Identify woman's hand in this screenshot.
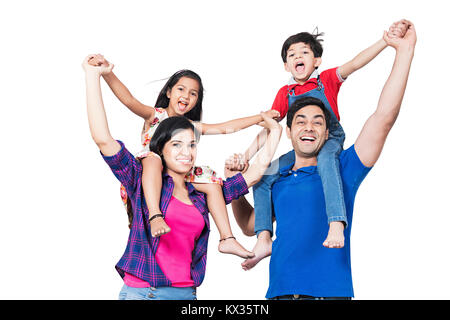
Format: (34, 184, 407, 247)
(82, 54, 114, 76)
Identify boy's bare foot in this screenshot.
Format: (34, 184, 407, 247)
(322, 221, 345, 248)
(241, 231, 272, 271)
(218, 236, 255, 259)
(149, 215, 171, 237)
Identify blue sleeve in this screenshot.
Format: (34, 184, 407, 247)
(339, 145, 372, 197)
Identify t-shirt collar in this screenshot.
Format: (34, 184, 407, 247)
(279, 161, 318, 176)
(288, 69, 319, 85)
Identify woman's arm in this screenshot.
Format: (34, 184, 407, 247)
(88, 55, 155, 121)
(83, 55, 121, 156)
(196, 109, 279, 135)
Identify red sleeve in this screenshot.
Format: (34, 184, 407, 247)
(271, 85, 289, 120)
(319, 67, 344, 121)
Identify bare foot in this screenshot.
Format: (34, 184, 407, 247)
(150, 215, 171, 237)
(241, 231, 272, 270)
(322, 221, 345, 248)
(218, 237, 255, 259)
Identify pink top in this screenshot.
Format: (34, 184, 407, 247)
(124, 196, 205, 288)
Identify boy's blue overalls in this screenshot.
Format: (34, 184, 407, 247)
(253, 76, 347, 235)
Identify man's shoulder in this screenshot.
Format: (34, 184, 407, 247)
(339, 145, 372, 185)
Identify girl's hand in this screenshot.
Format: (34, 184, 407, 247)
(82, 54, 114, 75)
(387, 19, 408, 39)
(258, 111, 282, 131)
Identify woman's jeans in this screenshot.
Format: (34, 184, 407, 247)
(118, 284, 197, 300)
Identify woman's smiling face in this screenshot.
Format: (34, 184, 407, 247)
(162, 128, 197, 176)
(166, 76, 200, 116)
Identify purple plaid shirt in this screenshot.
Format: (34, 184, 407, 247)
(102, 141, 249, 287)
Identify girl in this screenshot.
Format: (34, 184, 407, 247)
(83, 55, 282, 299)
(88, 54, 279, 258)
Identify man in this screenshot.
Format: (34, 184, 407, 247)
(226, 21, 416, 299)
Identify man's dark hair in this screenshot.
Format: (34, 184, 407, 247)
(281, 31, 324, 62)
(286, 96, 331, 129)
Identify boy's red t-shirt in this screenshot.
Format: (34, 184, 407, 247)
(271, 67, 344, 121)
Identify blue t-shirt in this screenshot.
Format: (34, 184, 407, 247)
(266, 145, 371, 298)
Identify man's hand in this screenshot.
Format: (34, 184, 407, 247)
(224, 153, 249, 178)
(384, 20, 417, 51)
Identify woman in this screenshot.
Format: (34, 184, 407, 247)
(83, 55, 282, 300)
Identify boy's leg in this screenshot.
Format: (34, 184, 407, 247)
(192, 183, 255, 259)
(317, 138, 347, 248)
(253, 149, 296, 235)
(242, 150, 296, 270)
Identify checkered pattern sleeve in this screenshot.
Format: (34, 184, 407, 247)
(101, 140, 142, 201)
(221, 172, 249, 204)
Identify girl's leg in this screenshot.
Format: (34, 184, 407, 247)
(193, 183, 254, 259)
(141, 155, 171, 237)
(317, 139, 347, 249)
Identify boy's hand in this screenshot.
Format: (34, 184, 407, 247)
(384, 20, 416, 50)
(388, 19, 409, 39)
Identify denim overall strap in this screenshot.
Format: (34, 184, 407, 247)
(287, 76, 348, 226)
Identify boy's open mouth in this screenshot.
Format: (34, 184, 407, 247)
(295, 62, 305, 74)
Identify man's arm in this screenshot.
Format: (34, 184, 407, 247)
(337, 20, 408, 80)
(355, 21, 416, 167)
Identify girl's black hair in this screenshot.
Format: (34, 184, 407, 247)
(149, 116, 200, 168)
(154, 69, 204, 122)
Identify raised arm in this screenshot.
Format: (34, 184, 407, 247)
(83, 55, 121, 156)
(240, 113, 282, 188)
(355, 21, 416, 167)
(337, 20, 408, 80)
(195, 109, 279, 135)
(88, 54, 155, 120)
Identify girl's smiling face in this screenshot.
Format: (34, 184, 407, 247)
(166, 77, 200, 117)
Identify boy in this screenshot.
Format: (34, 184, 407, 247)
(240, 20, 408, 270)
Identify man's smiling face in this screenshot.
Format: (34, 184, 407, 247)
(286, 104, 329, 158)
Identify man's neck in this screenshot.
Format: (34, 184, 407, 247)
(291, 155, 318, 171)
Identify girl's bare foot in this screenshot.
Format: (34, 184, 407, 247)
(218, 236, 255, 259)
(322, 221, 345, 248)
(149, 215, 171, 237)
(241, 231, 272, 270)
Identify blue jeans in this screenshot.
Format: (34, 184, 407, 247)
(118, 284, 197, 300)
(253, 80, 348, 235)
(269, 294, 351, 300)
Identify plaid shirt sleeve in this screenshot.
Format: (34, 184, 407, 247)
(101, 140, 142, 200)
(221, 172, 249, 204)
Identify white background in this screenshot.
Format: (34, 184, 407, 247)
(0, 0, 449, 300)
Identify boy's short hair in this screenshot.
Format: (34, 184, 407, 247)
(281, 31, 324, 62)
(286, 97, 331, 129)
